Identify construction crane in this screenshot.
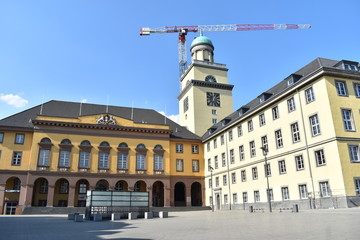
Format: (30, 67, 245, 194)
(140, 24, 311, 76)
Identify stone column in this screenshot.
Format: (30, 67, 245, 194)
(46, 185, 55, 207)
(0, 184, 5, 214)
(164, 186, 171, 207)
(18, 183, 33, 207)
(67, 185, 76, 207)
(186, 187, 192, 206)
(147, 186, 153, 207)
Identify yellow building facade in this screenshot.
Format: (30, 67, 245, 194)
(0, 101, 204, 214)
(203, 58, 360, 210)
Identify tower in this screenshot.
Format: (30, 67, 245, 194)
(178, 35, 234, 136)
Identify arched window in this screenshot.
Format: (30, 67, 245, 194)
(118, 142, 128, 148)
(40, 138, 51, 143)
(58, 139, 73, 168)
(98, 142, 111, 169)
(136, 144, 147, 170)
(59, 180, 69, 194)
(38, 138, 53, 167)
(153, 145, 164, 171)
(13, 178, 21, 191)
(78, 180, 88, 194)
(39, 179, 48, 194)
(60, 139, 71, 145)
(79, 140, 92, 168)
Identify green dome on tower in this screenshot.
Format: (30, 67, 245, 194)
(190, 35, 213, 48)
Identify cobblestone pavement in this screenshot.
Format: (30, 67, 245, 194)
(1, 208, 359, 240)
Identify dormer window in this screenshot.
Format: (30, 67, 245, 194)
(285, 74, 302, 87)
(344, 64, 358, 71)
(335, 60, 359, 72)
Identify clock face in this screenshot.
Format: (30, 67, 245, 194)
(205, 75, 217, 83)
(207, 92, 220, 107)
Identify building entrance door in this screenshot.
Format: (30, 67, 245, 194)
(216, 194, 221, 210)
(3, 202, 17, 215)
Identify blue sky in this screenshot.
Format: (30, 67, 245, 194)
(0, 0, 359, 121)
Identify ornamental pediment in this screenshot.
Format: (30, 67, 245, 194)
(96, 114, 116, 125)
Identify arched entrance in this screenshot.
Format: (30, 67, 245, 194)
(174, 182, 186, 206)
(32, 178, 48, 206)
(115, 180, 128, 191)
(75, 179, 89, 207)
(152, 181, 164, 207)
(191, 182, 202, 206)
(95, 180, 109, 191)
(134, 181, 146, 192)
(54, 179, 69, 207)
(3, 177, 21, 215)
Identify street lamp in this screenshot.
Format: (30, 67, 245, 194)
(209, 165, 214, 212)
(260, 146, 272, 213)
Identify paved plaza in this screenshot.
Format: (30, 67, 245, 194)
(0, 208, 359, 240)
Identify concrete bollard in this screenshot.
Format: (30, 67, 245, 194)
(159, 211, 168, 218)
(145, 212, 153, 219)
(128, 212, 137, 220)
(93, 214, 103, 221)
(111, 213, 121, 221)
(74, 214, 84, 222)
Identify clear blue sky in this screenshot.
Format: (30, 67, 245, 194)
(1, 0, 359, 121)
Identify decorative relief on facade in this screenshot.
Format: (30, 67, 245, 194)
(96, 114, 116, 125)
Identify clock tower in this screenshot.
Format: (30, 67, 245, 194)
(178, 35, 234, 136)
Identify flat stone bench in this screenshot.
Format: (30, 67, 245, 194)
(145, 212, 153, 219)
(159, 211, 168, 218)
(74, 214, 84, 222)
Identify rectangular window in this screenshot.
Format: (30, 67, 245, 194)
(281, 187, 290, 200)
(224, 194, 228, 204)
(214, 139, 217, 149)
(239, 145, 245, 161)
(287, 97, 296, 112)
(272, 106, 280, 120)
(79, 183, 87, 194)
(0, 132, 4, 143)
(215, 177, 219, 187)
(12, 151, 22, 166)
(212, 119, 217, 124)
(335, 80, 348, 96)
(99, 152, 109, 169)
(319, 181, 330, 197)
(254, 191, 260, 202)
(207, 142, 210, 152)
(248, 120, 253, 132)
(191, 144, 199, 154)
(233, 193, 238, 204)
(176, 144, 183, 153)
(261, 135, 268, 152)
(252, 167, 258, 180)
(354, 178, 360, 196)
(230, 149, 235, 164)
(309, 114, 321, 136)
(315, 149, 326, 166)
(243, 192, 248, 203)
(250, 141, 256, 158)
(237, 125, 243, 137)
(342, 109, 355, 131)
(220, 135, 225, 145)
(79, 151, 90, 168)
(222, 152, 226, 167)
(207, 158, 212, 171)
(38, 149, 50, 166)
(264, 163, 271, 177)
(278, 160, 287, 174)
(268, 189, 274, 201)
(299, 184, 308, 199)
(305, 87, 315, 103)
(212, 109, 217, 115)
(228, 130, 233, 141)
(231, 172, 236, 184)
(291, 122, 301, 143)
(192, 160, 199, 172)
(295, 155, 305, 171)
(241, 170, 246, 182)
(259, 113, 266, 126)
(154, 155, 164, 170)
(349, 145, 360, 162)
(214, 155, 218, 169)
(59, 150, 70, 167)
(208, 179, 212, 188)
(15, 133, 25, 144)
(275, 130, 283, 148)
(118, 152, 128, 169)
(354, 82, 360, 98)
(176, 159, 184, 172)
(183, 97, 189, 113)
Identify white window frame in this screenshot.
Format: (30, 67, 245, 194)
(319, 181, 330, 197)
(248, 120, 253, 132)
(154, 154, 164, 171)
(252, 167, 258, 180)
(176, 159, 184, 172)
(315, 149, 326, 166)
(99, 152, 109, 169)
(305, 87, 315, 103)
(287, 97, 296, 112)
(231, 172, 236, 184)
(243, 192, 248, 203)
(335, 80, 348, 96)
(239, 145, 245, 161)
(299, 184, 308, 199)
(354, 82, 360, 98)
(176, 143, 183, 153)
(79, 151, 90, 168)
(59, 150, 71, 167)
(223, 175, 227, 186)
(221, 152, 226, 167)
(295, 155, 305, 171)
(281, 187, 290, 200)
(230, 149, 235, 164)
(192, 159, 199, 172)
(272, 106, 280, 120)
(278, 160, 287, 174)
(341, 109, 355, 132)
(254, 190, 260, 202)
(241, 170, 246, 182)
(291, 122, 301, 143)
(250, 141, 256, 158)
(237, 125, 243, 137)
(12, 151, 22, 166)
(309, 114, 321, 136)
(259, 113, 266, 126)
(275, 129, 283, 148)
(348, 145, 360, 162)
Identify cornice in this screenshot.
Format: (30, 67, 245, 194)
(178, 80, 234, 100)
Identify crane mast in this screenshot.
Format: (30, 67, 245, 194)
(140, 24, 311, 76)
